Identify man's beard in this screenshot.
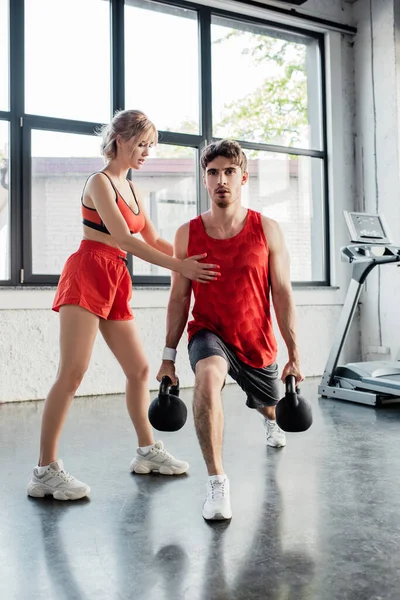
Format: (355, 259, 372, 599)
(214, 190, 231, 208)
(215, 199, 230, 208)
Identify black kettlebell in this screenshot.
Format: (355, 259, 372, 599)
(275, 375, 313, 433)
(148, 376, 187, 432)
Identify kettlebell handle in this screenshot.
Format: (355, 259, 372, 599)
(160, 375, 180, 397)
(160, 375, 172, 396)
(285, 374, 296, 394)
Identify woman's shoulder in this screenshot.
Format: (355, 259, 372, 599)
(85, 171, 116, 201)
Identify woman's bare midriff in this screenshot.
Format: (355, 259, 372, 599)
(82, 225, 123, 250)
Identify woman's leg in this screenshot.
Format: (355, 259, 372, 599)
(99, 319, 153, 446)
(39, 305, 100, 466)
(99, 319, 189, 475)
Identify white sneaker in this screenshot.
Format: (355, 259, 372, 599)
(27, 460, 90, 501)
(202, 477, 232, 521)
(263, 418, 286, 448)
(130, 441, 189, 475)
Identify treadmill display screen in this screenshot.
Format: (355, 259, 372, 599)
(344, 212, 391, 244)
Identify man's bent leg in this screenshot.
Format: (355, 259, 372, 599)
(193, 355, 227, 475)
(257, 405, 276, 420)
(230, 359, 286, 449)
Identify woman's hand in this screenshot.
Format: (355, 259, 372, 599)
(179, 253, 220, 282)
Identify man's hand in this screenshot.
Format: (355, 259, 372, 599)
(156, 360, 178, 386)
(280, 360, 304, 386)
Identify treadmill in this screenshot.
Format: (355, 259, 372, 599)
(318, 211, 400, 406)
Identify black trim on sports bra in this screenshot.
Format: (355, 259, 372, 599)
(81, 171, 141, 215)
(82, 218, 110, 234)
(126, 180, 140, 216)
(98, 171, 118, 203)
(81, 199, 97, 211)
(81, 171, 143, 236)
(100, 172, 140, 216)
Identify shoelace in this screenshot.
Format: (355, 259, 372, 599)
(54, 469, 74, 482)
(153, 446, 173, 460)
(267, 421, 280, 433)
(209, 480, 227, 501)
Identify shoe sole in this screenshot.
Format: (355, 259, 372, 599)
(266, 440, 286, 448)
(202, 510, 232, 521)
(27, 481, 90, 501)
(130, 462, 189, 476)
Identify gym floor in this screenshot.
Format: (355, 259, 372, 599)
(2, 379, 400, 600)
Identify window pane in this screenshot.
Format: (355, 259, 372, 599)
(0, 121, 10, 279)
(25, 0, 111, 122)
(242, 151, 325, 282)
(211, 16, 322, 150)
(125, 0, 199, 135)
(0, 0, 9, 110)
(132, 144, 197, 277)
(31, 130, 104, 274)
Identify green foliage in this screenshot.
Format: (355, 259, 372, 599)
(214, 31, 308, 148)
(159, 31, 309, 157)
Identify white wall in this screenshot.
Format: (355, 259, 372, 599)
(353, 0, 400, 361)
(0, 289, 360, 402)
(0, 0, 362, 403)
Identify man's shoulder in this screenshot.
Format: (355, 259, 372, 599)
(259, 213, 278, 228)
(260, 215, 282, 233)
(248, 209, 277, 227)
(176, 218, 200, 239)
(259, 215, 284, 250)
(176, 221, 191, 236)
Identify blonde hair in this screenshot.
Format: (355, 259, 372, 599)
(98, 110, 158, 162)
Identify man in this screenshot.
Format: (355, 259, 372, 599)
(157, 139, 303, 521)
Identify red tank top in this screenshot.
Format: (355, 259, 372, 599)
(187, 209, 277, 368)
(81, 172, 145, 235)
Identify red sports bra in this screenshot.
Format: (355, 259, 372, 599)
(81, 171, 146, 235)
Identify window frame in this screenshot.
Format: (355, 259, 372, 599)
(3, 0, 330, 287)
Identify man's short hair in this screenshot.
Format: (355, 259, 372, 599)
(200, 139, 248, 173)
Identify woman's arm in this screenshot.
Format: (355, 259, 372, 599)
(85, 174, 218, 282)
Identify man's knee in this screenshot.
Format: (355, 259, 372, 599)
(194, 357, 227, 397)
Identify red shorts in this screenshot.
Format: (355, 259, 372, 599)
(52, 240, 133, 320)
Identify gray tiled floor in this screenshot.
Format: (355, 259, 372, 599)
(2, 379, 400, 599)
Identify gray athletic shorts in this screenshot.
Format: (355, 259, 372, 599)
(188, 329, 280, 409)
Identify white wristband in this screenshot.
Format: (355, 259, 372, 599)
(162, 347, 177, 362)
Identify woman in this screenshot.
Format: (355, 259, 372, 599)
(27, 110, 219, 501)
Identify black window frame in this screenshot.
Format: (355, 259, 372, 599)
(2, 0, 356, 288)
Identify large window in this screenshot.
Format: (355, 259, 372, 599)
(25, 0, 111, 123)
(0, 0, 9, 111)
(3, 0, 328, 286)
(211, 16, 325, 282)
(31, 130, 104, 274)
(241, 152, 325, 281)
(132, 144, 197, 278)
(0, 0, 9, 281)
(125, 0, 200, 135)
(0, 121, 9, 280)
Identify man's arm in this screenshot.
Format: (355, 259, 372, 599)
(156, 223, 192, 384)
(262, 216, 304, 384)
